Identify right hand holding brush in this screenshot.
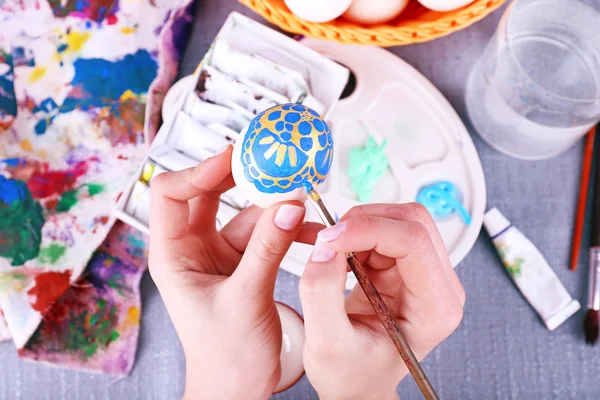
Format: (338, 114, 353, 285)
(299, 203, 466, 400)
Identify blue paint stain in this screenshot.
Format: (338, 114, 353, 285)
(0, 51, 17, 119)
(1, 158, 25, 167)
(61, 50, 158, 113)
(0, 176, 27, 204)
(57, 43, 68, 53)
(416, 181, 472, 225)
(35, 119, 49, 135)
(298, 121, 312, 135)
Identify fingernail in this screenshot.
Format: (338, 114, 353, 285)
(213, 144, 231, 157)
(310, 239, 336, 263)
(317, 222, 346, 242)
(274, 204, 305, 231)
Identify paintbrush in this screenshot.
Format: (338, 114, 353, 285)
(306, 188, 439, 400)
(570, 127, 596, 271)
(585, 126, 600, 345)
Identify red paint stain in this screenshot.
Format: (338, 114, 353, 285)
(26, 159, 96, 199)
(117, 154, 128, 160)
(106, 14, 118, 25)
(45, 198, 59, 211)
(27, 271, 72, 314)
(100, 215, 109, 224)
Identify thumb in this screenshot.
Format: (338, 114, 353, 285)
(229, 202, 305, 298)
(299, 240, 353, 345)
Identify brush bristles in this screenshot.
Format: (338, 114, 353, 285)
(584, 309, 599, 345)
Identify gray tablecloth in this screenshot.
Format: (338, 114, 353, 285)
(1, 1, 597, 399)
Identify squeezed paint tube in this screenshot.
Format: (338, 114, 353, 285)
(168, 111, 233, 160)
(197, 66, 278, 116)
(210, 41, 325, 114)
(182, 93, 249, 133)
(484, 208, 580, 330)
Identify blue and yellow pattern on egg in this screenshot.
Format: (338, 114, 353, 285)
(241, 104, 333, 194)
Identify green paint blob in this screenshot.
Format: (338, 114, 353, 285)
(56, 189, 79, 212)
(38, 243, 67, 264)
(0, 179, 45, 266)
(347, 136, 390, 203)
(86, 183, 104, 196)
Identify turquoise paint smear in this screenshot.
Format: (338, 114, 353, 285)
(0, 51, 17, 119)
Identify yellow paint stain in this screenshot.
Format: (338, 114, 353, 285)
(19, 139, 33, 152)
(275, 145, 287, 166)
(66, 31, 90, 52)
(29, 67, 47, 83)
(288, 146, 297, 167)
(264, 142, 280, 159)
(259, 136, 274, 145)
(119, 89, 137, 102)
(52, 53, 61, 62)
(120, 27, 136, 35)
(37, 149, 48, 158)
(126, 306, 140, 326)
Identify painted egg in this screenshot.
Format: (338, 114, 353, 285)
(343, 0, 409, 25)
(232, 103, 334, 209)
(284, 0, 352, 23)
(417, 0, 475, 12)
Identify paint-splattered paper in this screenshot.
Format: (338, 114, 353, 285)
(0, 0, 194, 372)
(19, 222, 148, 376)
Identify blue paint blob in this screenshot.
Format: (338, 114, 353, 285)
(275, 121, 284, 131)
(313, 119, 324, 132)
(34, 119, 49, 135)
(282, 104, 292, 110)
(293, 175, 303, 182)
(298, 121, 312, 135)
(416, 181, 471, 225)
(308, 108, 319, 117)
(0, 52, 17, 118)
(285, 123, 293, 132)
(57, 44, 69, 53)
(250, 167, 260, 177)
(261, 178, 274, 186)
(284, 112, 300, 123)
(245, 141, 251, 148)
(281, 131, 292, 141)
(279, 179, 290, 186)
(292, 105, 305, 112)
(244, 153, 251, 164)
(300, 137, 313, 151)
(85, 21, 93, 29)
(268, 111, 281, 121)
(318, 134, 327, 147)
(314, 148, 331, 175)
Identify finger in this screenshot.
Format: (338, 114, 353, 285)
(220, 205, 265, 253)
(317, 216, 450, 303)
(228, 202, 306, 298)
(149, 146, 232, 243)
(221, 208, 325, 254)
(345, 264, 403, 317)
(341, 203, 465, 306)
(300, 241, 353, 347)
(187, 174, 236, 234)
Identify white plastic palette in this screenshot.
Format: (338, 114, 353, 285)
(281, 39, 487, 289)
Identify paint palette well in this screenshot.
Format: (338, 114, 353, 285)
(281, 39, 487, 289)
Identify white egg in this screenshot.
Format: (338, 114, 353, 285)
(343, 0, 410, 25)
(417, 0, 475, 12)
(284, 0, 353, 23)
(231, 124, 309, 209)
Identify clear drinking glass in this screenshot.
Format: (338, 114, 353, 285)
(466, 0, 600, 160)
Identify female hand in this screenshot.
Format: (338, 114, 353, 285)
(148, 146, 320, 399)
(299, 203, 466, 400)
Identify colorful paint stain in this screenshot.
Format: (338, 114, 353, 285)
(27, 271, 72, 314)
(26, 159, 95, 199)
(56, 183, 105, 212)
(48, 0, 117, 22)
(0, 176, 45, 266)
(96, 98, 145, 146)
(87, 251, 137, 296)
(37, 244, 67, 264)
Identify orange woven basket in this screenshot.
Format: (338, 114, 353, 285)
(239, 0, 506, 46)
